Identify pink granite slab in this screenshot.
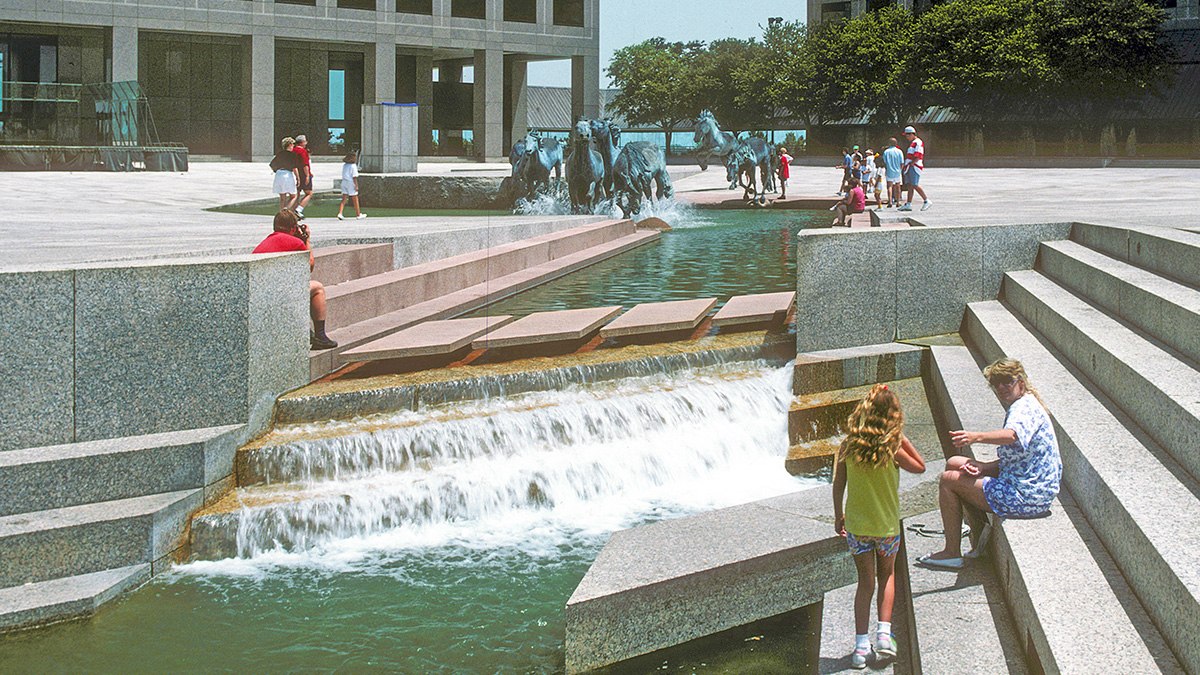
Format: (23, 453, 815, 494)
(712, 292, 796, 327)
(472, 306, 624, 349)
(341, 315, 515, 361)
(599, 298, 718, 338)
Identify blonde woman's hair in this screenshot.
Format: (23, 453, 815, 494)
(983, 358, 1046, 411)
(281, 137, 295, 149)
(840, 383, 903, 468)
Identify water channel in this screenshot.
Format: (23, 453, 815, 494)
(0, 207, 829, 674)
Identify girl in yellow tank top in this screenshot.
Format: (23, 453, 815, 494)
(832, 384, 926, 668)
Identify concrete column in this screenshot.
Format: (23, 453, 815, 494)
(1125, 127, 1138, 157)
(473, 48, 504, 159)
(416, 54, 434, 155)
(537, 0, 550, 25)
(570, 52, 600, 123)
(250, 33, 275, 160)
(374, 39, 397, 103)
(505, 56, 528, 152)
(111, 25, 137, 83)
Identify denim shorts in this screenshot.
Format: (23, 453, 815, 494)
(903, 167, 921, 186)
(846, 532, 901, 556)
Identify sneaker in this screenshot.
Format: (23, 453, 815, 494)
(874, 632, 897, 658)
(311, 333, 338, 350)
(850, 646, 871, 669)
(356, 213, 367, 219)
(337, 213, 345, 220)
(921, 200, 932, 211)
(898, 203, 913, 211)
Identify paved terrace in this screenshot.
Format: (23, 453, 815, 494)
(2, 160, 1199, 269)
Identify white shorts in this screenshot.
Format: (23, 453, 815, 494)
(341, 183, 358, 197)
(273, 169, 297, 195)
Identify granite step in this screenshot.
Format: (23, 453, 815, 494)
(964, 300, 1199, 673)
(0, 564, 150, 632)
(1038, 239, 1200, 367)
(0, 425, 241, 517)
(1072, 222, 1200, 290)
(1002, 269, 1200, 481)
(315, 229, 661, 377)
(0, 490, 201, 587)
(311, 242, 393, 287)
(323, 219, 634, 330)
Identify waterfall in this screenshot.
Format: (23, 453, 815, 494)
(224, 362, 816, 560)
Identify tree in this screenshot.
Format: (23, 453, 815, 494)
(690, 38, 775, 133)
(734, 20, 813, 127)
(606, 38, 706, 152)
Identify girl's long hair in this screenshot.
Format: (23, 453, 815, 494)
(841, 383, 903, 469)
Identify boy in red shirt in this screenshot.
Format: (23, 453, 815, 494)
(291, 135, 314, 218)
(253, 209, 337, 350)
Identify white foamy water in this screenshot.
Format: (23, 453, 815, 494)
(183, 362, 818, 571)
(512, 186, 704, 227)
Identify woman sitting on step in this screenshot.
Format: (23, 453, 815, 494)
(918, 358, 1062, 570)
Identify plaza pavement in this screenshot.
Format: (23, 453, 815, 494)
(1, 159, 1198, 270)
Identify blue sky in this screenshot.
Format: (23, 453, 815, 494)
(527, 0, 805, 87)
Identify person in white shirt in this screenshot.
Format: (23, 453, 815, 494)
(337, 152, 367, 220)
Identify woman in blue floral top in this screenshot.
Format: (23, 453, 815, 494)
(918, 358, 1062, 569)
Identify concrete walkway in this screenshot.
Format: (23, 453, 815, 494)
(2, 159, 1198, 270)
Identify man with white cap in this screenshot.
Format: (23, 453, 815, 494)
(899, 125, 931, 212)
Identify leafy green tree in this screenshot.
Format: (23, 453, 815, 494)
(606, 38, 706, 151)
(690, 38, 775, 133)
(733, 20, 814, 126)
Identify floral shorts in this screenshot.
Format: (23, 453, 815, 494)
(982, 477, 1053, 518)
(846, 532, 901, 557)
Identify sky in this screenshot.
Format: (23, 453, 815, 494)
(526, 0, 804, 88)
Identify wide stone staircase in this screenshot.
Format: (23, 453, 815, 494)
(929, 223, 1200, 674)
(0, 425, 241, 631)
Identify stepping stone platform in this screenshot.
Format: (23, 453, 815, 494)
(341, 315, 515, 361)
(712, 291, 795, 327)
(600, 298, 718, 339)
(472, 306, 624, 349)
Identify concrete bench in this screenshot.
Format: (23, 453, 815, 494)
(793, 342, 924, 396)
(599, 298, 718, 339)
(711, 291, 795, 328)
(471, 306, 623, 350)
(929, 341, 1183, 674)
(340, 315, 514, 362)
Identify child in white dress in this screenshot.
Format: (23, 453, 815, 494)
(337, 152, 367, 220)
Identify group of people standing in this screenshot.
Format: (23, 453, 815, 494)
(832, 358, 1061, 668)
(270, 136, 367, 221)
(833, 125, 932, 225)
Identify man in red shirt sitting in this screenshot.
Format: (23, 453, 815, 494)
(253, 209, 338, 350)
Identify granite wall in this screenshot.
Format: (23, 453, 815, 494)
(795, 223, 1074, 353)
(0, 252, 310, 453)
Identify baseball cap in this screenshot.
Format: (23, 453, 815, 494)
(903, 126, 916, 134)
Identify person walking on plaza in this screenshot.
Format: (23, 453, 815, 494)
(837, 147, 852, 196)
(777, 146, 792, 199)
(337, 151, 367, 220)
(252, 209, 338, 350)
(898, 126, 931, 212)
(833, 384, 926, 668)
(882, 138, 903, 208)
(292, 134, 314, 219)
(270, 137, 301, 211)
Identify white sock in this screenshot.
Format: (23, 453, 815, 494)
(856, 633, 870, 650)
(877, 621, 892, 637)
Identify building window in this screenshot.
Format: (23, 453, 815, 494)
(397, 0, 432, 14)
(553, 0, 584, 26)
(275, 0, 317, 6)
(821, 2, 851, 22)
(452, 0, 485, 19)
(505, 0, 536, 23)
(337, 0, 376, 8)
(867, 0, 894, 10)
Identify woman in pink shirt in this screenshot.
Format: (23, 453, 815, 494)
(833, 177, 865, 226)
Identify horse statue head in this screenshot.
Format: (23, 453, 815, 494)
(694, 110, 720, 147)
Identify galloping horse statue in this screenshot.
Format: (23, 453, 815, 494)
(588, 118, 621, 197)
(611, 141, 673, 218)
(692, 110, 739, 173)
(565, 119, 606, 213)
(514, 129, 563, 199)
(509, 136, 527, 176)
(726, 137, 778, 204)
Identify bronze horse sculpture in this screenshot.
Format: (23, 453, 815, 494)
(588, 118, 621, 198)
(611, 140, 673, 218)
(513, 129, 563, 199)
(692, 110, 739, 176)
(725, 137, 778, 204)
(565, 119, 606, 213)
